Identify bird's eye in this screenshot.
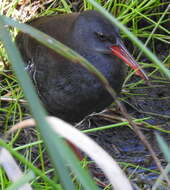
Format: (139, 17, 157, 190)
(109, 36, 117, 44)
(95, 32, 107, 41)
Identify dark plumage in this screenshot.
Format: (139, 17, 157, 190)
(16, 10, 147, 123)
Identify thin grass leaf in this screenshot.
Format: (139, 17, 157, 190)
(0, 148, 33, 190)
(152, 163, 170, 190)
(0, 139, 59, 189)
(156, 133, 170, 163)
(9, 117, 133, 190)
(154, 133, 170, 189)
(7, 170, 34, 190)
(2, 15, 118, 100)
(87, 0, 170, 79)
(83, 117, 150, 133)
(0, 16, 87, 190)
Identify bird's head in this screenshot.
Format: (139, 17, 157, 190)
(70, 10, 148, 80)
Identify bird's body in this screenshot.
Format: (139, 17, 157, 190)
(16, 10, 147, 123)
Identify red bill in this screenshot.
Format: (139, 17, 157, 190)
(111, 43, 149, 80)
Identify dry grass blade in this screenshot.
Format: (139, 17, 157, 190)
(0, 147, 33, 190)
(7, 117, 133, 190)
(0, 96, 27, 103)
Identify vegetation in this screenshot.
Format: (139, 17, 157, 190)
(0, 0, 170, 189)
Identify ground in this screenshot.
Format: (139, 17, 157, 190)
(77, 79, 170, 188)
(0, 0, 170, 189)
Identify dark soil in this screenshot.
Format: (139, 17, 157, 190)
(0, 1, 170, 189)
(77, 79, 170, 189)
(77, 32, 170, 188)
(1, 74, 170, 189)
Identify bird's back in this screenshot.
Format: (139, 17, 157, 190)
(16, 11, 125, 123)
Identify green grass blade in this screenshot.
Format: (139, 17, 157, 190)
(86, 0, 170, 79)
(1, 15, 118, 100)
(0, 139, 59, 189)
(0, 15, 99, 190)
(0, 16, 78, 190)
(7, 171, 35, 190)
(156, 133, 170, 163)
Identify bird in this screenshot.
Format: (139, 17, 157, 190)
(16, 10, 148, 123)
